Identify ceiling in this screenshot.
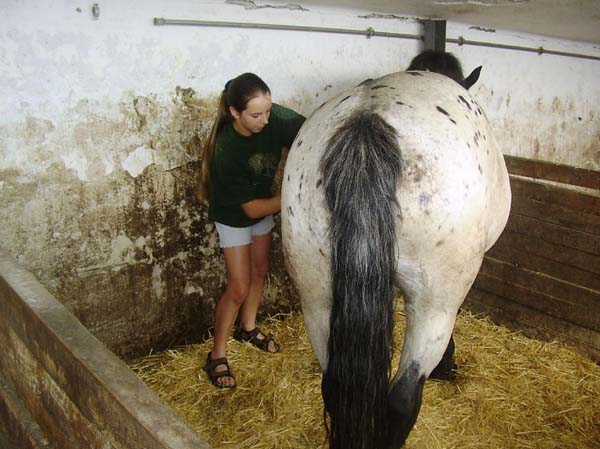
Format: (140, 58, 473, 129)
(301, 0, 600, 44)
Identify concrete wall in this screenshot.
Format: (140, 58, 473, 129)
(1, 0, 599, 358)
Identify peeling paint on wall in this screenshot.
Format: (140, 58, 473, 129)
(357, 14, 415, 21)
(469, 25, 496, 32)
(475, 78, 600, 170)
(122, 146, 154, 178)
(0, 84, 300, 358)
(433, 0, 530, 5)
(225, 0, 309, 12)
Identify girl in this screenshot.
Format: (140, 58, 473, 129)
(198, 73, 305, 388)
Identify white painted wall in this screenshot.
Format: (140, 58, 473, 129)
(2, 0, 599, 179)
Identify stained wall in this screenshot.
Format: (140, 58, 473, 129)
(1, 0, 598, 358)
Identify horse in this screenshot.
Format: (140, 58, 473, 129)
(281, 62, 511, 448)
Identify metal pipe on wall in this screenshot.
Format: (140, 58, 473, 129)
(447, 36, 600, 61)
(152, 17, 422, 41)
(153, 17, 600, 62)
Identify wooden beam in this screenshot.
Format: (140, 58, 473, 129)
(423, 20, 446, 52)
(504, 213, 600, 255)
(0, 251, 211, 449)
(505, 155, 600, 189)
(465, 289, 600, 362)
(490, 228, 600, 276)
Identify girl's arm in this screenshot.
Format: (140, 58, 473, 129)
(241, 196, 281, 219)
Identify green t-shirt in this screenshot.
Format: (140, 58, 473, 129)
(208, 103, 305, 227)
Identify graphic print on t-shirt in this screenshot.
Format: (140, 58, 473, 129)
(248, 152, 278, 179)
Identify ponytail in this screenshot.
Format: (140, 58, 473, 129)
(197, 89, 229, 202)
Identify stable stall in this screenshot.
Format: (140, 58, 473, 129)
(1, 1, 599, 448)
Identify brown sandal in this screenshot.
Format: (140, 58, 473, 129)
(203, 352, 236, 389)
(234, 327, 280, 353)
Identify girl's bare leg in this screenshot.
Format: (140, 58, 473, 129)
(210, 244, 251, 387)
(238, 232, 278, 353)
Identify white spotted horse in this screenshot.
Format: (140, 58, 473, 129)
(281, 52, 511, 449)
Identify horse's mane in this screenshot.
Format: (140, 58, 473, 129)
(407, 50, 482, 90)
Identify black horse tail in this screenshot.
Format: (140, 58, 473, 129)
(320, 110, 402, 449)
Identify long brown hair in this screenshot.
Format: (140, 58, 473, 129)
(197, 73, 271, 201)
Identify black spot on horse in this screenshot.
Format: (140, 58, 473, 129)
(297, 139, 303, 147)
(436, 106, 450, 116)
(418, 193, 432, 209)
(396, 101, 405, 106)
(478, 164, 483, 174)
(371, 85, 389, 90)
(316, 178, 322, 188)
(287, 174, 290, 181)
(435, 240, 444, 247)
(337, 95, 352, 107)
(458, 95, 472, 111)
(288, 206, 294, 217)
(437, 106, 456, 124)
(319, 248, 325, 257)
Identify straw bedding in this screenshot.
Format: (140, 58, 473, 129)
(130, 308, 600, 449)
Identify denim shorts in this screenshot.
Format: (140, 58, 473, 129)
(214, 215, 275, 248)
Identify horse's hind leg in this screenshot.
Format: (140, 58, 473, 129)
(386, 302, 458, 448)
(429, 333, 457, 381)
(386, 248, 480, 448)
(301, 288, 331, 370)
(283, 222, 331, 370)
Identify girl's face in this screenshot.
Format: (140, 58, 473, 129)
(230, 92, 272, 136)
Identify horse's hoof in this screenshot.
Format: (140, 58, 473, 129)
(428, 362, 457, 382)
